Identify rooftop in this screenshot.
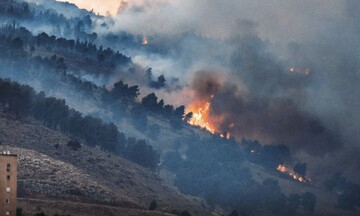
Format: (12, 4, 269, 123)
(0, 151, 17, 157)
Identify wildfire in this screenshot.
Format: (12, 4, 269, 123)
(186, 101, 216, 134)
(277, 165, 307, 183)
(185, 99, 231, 139)
(141, 36, 149, 45)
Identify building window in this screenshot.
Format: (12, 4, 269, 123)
(6, 211, 10, 216)
(6, 199, 9, 204)
(7, 175, 10, 181)
(6, 163, 11, 172)
(6, 187, 10, 192)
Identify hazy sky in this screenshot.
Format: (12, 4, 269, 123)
(51, 0, 360, 178)
(57, 0, 345, 44)
(57, 0, 120, 15)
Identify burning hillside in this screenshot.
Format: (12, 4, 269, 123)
(277, 165, 309, 183)
(182, 70, 341, 156)
(185, 94, 232, 139)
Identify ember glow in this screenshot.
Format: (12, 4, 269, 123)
(141, 36, 149, 45)
(288, 67, 311, 76)
(277, 165, 307, 183)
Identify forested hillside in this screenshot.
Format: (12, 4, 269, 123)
(1, 0, 360, 215)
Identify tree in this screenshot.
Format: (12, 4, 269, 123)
(286, 193, 300, 214)
(131, 106, 148, 131)
(163, 104, 174, 117)
(174, 105, 185, 120)
(67, 140, 81, 151)
(141, 93, 158, 112)
(157, 75, 166, 88)
(149, 199, 157, 210)
(11, 37, 23, 50)
(229, 210, 239, 216)
(183, 112, 193, 122)
(293, 163, 307, 177)
(163, 151, 183, 171)
(16, 208, 23, 216)
(180, 211, 192, 216)
(124, 139, 160, 169)
(112, 80, 139, 102)
(301, 192, 316, 213)
(147, 124, 161, 140)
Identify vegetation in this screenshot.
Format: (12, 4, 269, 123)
(301, 192, 317, 213)
(241, 139, 292, 169)
(0, 79, 159, 169)
(67, 140, 81, 151)
(0, 24, 186, 123)
(125, 138, 159, 169)
(325, 173, 360, 211)
(149, 199, 158, 210)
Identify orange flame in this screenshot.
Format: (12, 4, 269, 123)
(141, 36, 149, 45)
(277, 165, 307, 183)
(185, 96, 232, 139)
(186, 100, 216, 134)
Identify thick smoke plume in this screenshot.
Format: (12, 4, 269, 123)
(192, 70, 341, 156)
(53, 0, 360, 180)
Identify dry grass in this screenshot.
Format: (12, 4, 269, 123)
(0, 110, 210, 216)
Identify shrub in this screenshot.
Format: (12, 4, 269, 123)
(67, 140, 81, 150)
(149, 199, 157, 210)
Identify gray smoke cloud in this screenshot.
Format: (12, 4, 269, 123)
(94, 0, 360, 179)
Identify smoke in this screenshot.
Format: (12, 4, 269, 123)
(54, 0, 360, 179)
(191, 70, 342, 156)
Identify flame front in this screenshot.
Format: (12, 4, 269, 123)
(277, 165, 307, 183)
(185, 99, 231, 139)
(186, 100, 216, 134)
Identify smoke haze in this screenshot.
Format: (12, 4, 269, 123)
(53, 0, 360, 180)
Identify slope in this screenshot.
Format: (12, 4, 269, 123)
(0, 109, 211, 216)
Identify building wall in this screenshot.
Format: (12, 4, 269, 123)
(0, 154, 17, 216)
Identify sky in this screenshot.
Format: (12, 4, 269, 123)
(57, 0, 120, 16)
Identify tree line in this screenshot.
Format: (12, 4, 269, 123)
(0, 79, 159, 169)
(162, 134, 317, 215)
(0, 25, 185, 124)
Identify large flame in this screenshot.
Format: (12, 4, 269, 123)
(277, 165, 308, 183)
(186, 100, 217, 134)
(185, 98, 230, 139)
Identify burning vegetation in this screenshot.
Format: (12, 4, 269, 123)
(184, 71, 234, 139)
(277, 164, 309, 183)
(185, 96, 232, 139)
(186, 100, 216, 134)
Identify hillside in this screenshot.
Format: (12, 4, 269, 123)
(0, 0, 359, 215)
(0, 109, 211, 216)
(0, 107, 354, 216)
